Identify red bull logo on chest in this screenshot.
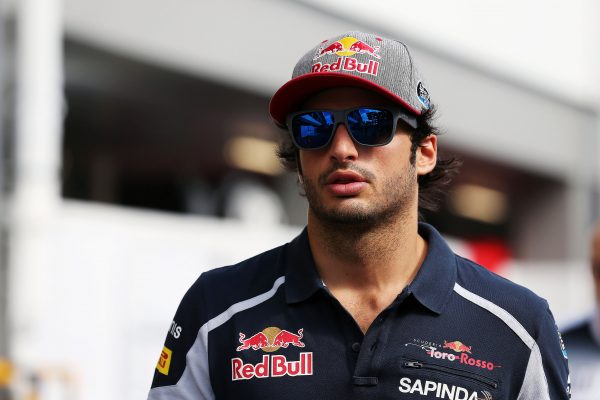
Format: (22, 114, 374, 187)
(312, 36, 382, 76)
(232, 326, 313, 381)
(236, 326, 305, 352)
(232, 353, 313, 380)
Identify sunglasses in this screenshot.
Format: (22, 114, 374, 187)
(286, 106, 417, 150)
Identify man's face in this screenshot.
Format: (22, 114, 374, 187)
(297, 87, 436, 227)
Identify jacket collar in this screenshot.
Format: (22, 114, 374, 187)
(284, 223, 458, 315)
(284, 228, 324, 304)
(406, 223, 458, 314)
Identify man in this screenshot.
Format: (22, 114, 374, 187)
(147, 31, 570, 399)
(562, 220, 600, 399)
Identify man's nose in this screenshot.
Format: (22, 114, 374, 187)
(327, 124, 358, 162)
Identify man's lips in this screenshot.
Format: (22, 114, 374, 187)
(326, 171, 367, 184)
(324, 171, 368, 196)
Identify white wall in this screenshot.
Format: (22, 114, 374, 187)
(11, 201, 301, 399)
(298, 0, 600, 107)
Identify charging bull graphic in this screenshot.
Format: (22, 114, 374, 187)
(232, 327, 313, 381)
(273, 329, 304, 348)
(444, 340, 472, 354)
(236, 332, 269, 351)
(237, 327, 305, 352)
(313, 36, 381, 60)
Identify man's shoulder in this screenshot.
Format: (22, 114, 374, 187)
(455, 255, 545, 302)
(171, 240, 293, 329)
(453, 255, 550, 331)
(420, 222, 547, 313)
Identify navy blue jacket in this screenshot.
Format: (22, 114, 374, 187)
(148, 223, 570, 399)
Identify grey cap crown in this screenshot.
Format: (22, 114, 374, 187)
(268, 31, 431, 126)
(292, 31, 430, 114)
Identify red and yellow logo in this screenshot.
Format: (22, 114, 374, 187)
(232, 327, 312, 381)
(313, 36, 382, 60)
(311, 36, 381, 76)
(156, 346, 172, 375)
(443, 340, 472, 353)
(236, 326, 305, 353)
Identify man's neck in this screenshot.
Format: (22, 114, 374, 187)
(306, 210, 427, 294)
(306, 208, 427, 333)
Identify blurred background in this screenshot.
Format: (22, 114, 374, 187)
(0, 0, 599, 398)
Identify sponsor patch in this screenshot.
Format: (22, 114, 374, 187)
(237, 326, 305, 353)
(233, 327, 312, 381)
(417, 81, 431, 110)
(399, 377, 493, 399)
(405, 338, 500, 371)
(232, 353, 313, 381)
(312, 36, 382, 76)
(557, 330, 568, 359)
(169, 320, 182, 339)
(444, 340, 472, 354)
(311, 58, 379, 76)
(156, 346, 172, 375)
(313, 36, 381, 60)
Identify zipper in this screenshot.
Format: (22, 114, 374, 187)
(403, 360, 498, 389)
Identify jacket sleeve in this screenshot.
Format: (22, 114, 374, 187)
(518, 303, 571, 399)
(147, 274, 215, 400)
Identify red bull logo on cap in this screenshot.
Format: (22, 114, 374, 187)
(232, 326, 313, 381)
(313, 36, 381, 60)
(312, 36, 382, 76)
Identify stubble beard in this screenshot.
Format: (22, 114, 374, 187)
(302, 162, 417, 232)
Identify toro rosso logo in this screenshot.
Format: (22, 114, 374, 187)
(405, 338, 501, 371)
(232, 327, 313, 381)
(311, 36, 382, 76)
(444, 340, 472, 354)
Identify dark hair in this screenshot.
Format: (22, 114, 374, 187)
(276, 104, 461, 215)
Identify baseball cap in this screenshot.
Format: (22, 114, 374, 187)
(269, 31, 431, 128)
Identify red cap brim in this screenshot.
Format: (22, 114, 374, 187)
(269, 73, 421, 127)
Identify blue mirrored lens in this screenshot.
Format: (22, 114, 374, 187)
(347, 108, 394, 146)
(292, 111, 335, 149)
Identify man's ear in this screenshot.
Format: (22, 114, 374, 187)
(416, 135, 437, 176)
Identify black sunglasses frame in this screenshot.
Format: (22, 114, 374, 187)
(285, 106, 417, 151)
